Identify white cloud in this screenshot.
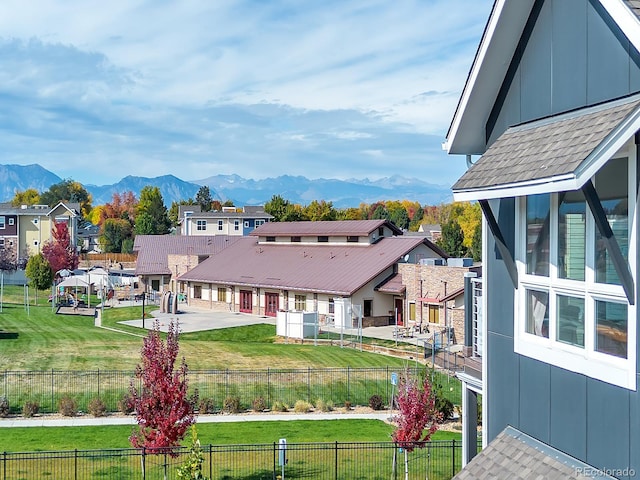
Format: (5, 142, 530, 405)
(0, 0, 493, 190)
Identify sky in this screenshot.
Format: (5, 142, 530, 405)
(0, 0, 493, 188)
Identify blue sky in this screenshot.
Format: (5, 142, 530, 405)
(0, 0, 492, 187)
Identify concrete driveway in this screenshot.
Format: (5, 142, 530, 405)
(119, 303, 275, 333)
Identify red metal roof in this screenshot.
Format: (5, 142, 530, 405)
(376, 273, 406, 294)
(133, 235, 241, 275)
(250, 219, 403, 237)
(178, 236, 435, 296)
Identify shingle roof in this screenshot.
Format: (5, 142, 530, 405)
(250, 219, 402, 237)
(454, 427, 615, 480)
(453, 94, 640, 195)
(133, 235, 241, 275)
(623, 0, 640, 18)
(178, 236, 433, 296)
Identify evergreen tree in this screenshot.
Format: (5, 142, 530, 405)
(437, 219, 466, 257)
(137, 186, 171, 235)
(195, 186, 213, 212)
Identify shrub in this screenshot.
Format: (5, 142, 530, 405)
(369, 394, 384, 411)
(435, 396, 454, 420)
(58, 395, 78, 417)
(118, 392, 135, 415)
(272, 401, 288, 412)
(22, 400, 39, 418)
(252, 396, 267, 412)
(88, 397, 107, 417)
(222, 396, 241, 414)
(293, 400, 312, 413)
(315, 399, 333, 412)
(0, 397, 9, 418)
(198, 397, 216, 414)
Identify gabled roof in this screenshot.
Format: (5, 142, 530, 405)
(250, 219, 403, 237)
(375, 273, 405, 294)
(133, 235, 241, 275)
(453, 426, 615, 480)
(453, 93, 640, 200)
(444, 0, 640, 155)
(49, 202, 80, 217)
(178, 236, 438, 296)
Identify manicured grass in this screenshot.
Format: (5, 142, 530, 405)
(0, 294, 410, 371)
(0, 419, 461, 452)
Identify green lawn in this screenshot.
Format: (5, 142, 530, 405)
(0, 419, 461, 451)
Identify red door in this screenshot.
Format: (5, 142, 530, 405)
(240, 290, 253, 313)
(395, 298, 404, 326)
(265, 292, 279, 317)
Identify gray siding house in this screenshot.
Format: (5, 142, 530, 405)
(447, 1, 640, 478)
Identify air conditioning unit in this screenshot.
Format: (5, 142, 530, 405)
(447, 258, 473, 267)
(421, 258, 445, 266)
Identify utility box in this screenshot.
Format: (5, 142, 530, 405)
(278, 438, 287, 466)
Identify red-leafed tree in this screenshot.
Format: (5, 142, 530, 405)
(392, 371, 442, 480)
(129, 320, 197, 453)
(41, 222, 79, 274)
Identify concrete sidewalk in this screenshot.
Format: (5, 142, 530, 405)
(0, 412, 393, 428)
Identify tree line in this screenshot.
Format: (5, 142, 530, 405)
(8, 181, 481, 262)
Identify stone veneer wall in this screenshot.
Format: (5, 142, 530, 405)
(398, 263, 482, 345)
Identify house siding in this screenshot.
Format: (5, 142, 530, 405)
(486, 198, 640, 477)
(488, 0, 640, 146)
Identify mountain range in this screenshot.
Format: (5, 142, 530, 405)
(0, 164, 453, 208)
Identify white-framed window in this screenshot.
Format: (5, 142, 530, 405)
(0, 217, 4, 229)
(8, 218, 14, 226)
(218, 220, 223, 231)
(295, 294, 306, 311)
(0, 238, 4, 248)
(244, 221, 249, 228)
(196, 220, 207, 231)
(514, 155, 636, 389)
(234, 220, 239, 231)
(255, 220, 265, 227)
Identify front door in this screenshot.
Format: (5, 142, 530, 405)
(395, 298, 404, 326)
(240, 290, 253, 313)
(265, 292, 279, 317)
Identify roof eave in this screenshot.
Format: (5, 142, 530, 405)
(445, 0, 534, 155)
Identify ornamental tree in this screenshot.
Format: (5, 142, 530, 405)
(129, 320, 197, 452)
(41, 222, 79, 273)
(392, 371, 442, 479)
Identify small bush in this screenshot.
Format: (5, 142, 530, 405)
(22, 400, 39, 418)
(58, 395, 78, 417)
(199, 397, 216, 414)
(293, 400, 313, 413)
(223, 396, 241, 414)
(0, 397, 10, 417)
(315, 399, 333, 412)
(272, 401, 288, 412)
(343, 400, 352, 411)
(252, 396, 267, 412)
(435, 396, 454, 420)
(369, 394, 384, 411)
(88, 397, 107, 417)
(117, 393, 135, 414)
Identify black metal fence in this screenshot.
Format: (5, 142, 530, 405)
(1, 440, 472, 480)
(0, 367, 444, 415)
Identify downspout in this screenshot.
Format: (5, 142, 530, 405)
(466, 154, 474, 168)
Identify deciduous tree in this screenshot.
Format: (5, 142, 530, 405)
(40, 179, 92, 217)
(41, 222, 79, 273)
(25, 253, 54, 302)
(392, 372, 442, 480)
(11, 188, 41, 207)
(129, 320, 197, 451)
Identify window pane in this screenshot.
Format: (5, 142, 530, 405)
(595, 300, 627, 358)
(526, 194, 550, 276)
(594, 158, 628, 285)
(558, 191, 585, 281)
(525, 289, 549, 338)
(556, 295, 584, 347)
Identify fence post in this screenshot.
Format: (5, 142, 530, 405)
(346, 366, 350, 402)
(51, 369, 54, 414)
(142, 447, 146, 480)
(273, 442, 277, 480)
(267, 368, 271, 407)
(97, 369, 100, 399)
(74, 449, 78, 480)
(452, 439, 456, 477)
(307, 367, 311, 402)
(209, 444, 212, 479)
(3, 451, 6, 480)
(334, 441, 338, 480)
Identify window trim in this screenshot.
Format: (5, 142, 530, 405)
(196, 220, 207, 231)
(513, 152, 636, 390)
